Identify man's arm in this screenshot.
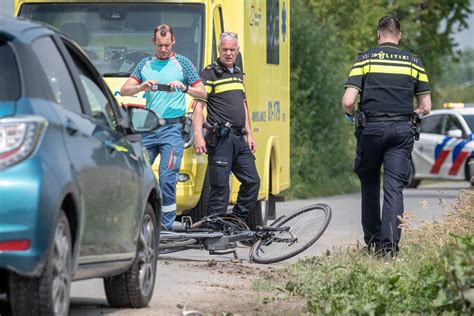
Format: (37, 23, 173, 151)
(415, 93, 431, 115)
(193, 101, 207, 155)
(186, 82, 207, 99)
(120, 78, 155, 96)
(341, 87, 359, 115)
(244, 99, 256, 153)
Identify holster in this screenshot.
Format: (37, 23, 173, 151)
(204, 123, 220, 147)
(182, 112, 193, 134)
(410, 112, 422, 141)
(354, 110, 366, 128)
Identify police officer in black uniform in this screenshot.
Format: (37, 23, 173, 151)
(342, 16, 432, 256)
(193, 32, 260, 223)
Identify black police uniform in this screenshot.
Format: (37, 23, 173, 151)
(200, 58, 260, 220)
(345, 42, 431, 253)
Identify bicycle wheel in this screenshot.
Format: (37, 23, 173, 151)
(250, 203, 332, 264)
(159, 233, 197, 254)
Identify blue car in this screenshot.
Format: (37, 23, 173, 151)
(0, 16, 162, 315)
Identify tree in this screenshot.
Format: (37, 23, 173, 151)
(288, 0, 472, 197)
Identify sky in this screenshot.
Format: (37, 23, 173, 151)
(0, 0, 472, 48)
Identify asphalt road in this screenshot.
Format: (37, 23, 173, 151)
(0, 181, 469, 315)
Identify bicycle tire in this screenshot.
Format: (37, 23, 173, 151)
(250, 203, 332, 264)
(159, 238, 197, 254)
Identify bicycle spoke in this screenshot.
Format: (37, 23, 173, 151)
(251, 204, 332, 264)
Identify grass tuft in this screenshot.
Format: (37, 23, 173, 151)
(255, 189, 474, 315)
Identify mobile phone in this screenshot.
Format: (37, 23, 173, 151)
(151, 84, 173, 92)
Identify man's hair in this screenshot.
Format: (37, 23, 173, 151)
(377, 15, 401, 35)
(218, 32, 239, 47)
(153, 24, 174, 40)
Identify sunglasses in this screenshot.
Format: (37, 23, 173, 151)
(220, 32, 238, 39)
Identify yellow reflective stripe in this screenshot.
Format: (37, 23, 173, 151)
(214, 77, 243, 84)
(353, 60, 369, 67)
(205, 85, 213, 93)
(411, 63, 425, 72)
(355, 59, 426, 72)
(214, 82, 245, 94)
(348, 67, 364, 77)
(418, 73, 429, 82)
(366, 65, 419, 78)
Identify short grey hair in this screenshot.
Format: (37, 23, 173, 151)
(218, 32, 239, 47)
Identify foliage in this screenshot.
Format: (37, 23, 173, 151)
(438, 48, 474, 104)
(288, 0, 472, 197)
(288, 0, 359, 198)
(255, 189, 474, 314)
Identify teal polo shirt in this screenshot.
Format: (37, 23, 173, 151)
(130, 52, 201, 118)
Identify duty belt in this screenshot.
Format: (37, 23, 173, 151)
(229, 126, 247, 136)
(366, 115, 411, 122)
(163, 116, 184, 124)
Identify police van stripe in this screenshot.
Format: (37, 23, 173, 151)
(214, 82, 245, 94)
(448, 139, 471, 175)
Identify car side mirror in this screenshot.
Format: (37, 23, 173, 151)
(447, 128, 463, 138)
(127, 107, 164, 133)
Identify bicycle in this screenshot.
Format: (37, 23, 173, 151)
(159, 203, 332, 264)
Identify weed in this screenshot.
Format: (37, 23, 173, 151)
(256, 189, 474, 315)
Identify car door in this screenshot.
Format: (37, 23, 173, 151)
(414, 114, 446, 177)
(60, 39, 145, 258)
(441, 114, 470, 179)
(31, 36, 115, 258)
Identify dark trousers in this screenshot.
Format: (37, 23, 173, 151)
(354, 121, 414, 250)
(207, 134, 260, 220)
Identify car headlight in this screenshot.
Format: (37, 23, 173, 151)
(0, 116, 48, 170)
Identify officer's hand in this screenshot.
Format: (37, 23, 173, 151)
(194, 135, 207, 155)
(247, 135, 257, 153)
(168, 80, 185, 92)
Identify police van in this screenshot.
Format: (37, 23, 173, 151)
(409, 103, 474, 187)
(15, 0, 291, 226)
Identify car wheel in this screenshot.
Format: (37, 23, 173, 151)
(104, 203, 157, 308)
(465, 157, 474, 185)
(188, 169, 210, 223)
(406, 162, 421, 188)
(9, 210, 72, 316)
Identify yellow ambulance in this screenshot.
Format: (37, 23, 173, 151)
(15, 0, 290, 227)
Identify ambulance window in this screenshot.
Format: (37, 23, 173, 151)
(212, 25, 217, 62)
(212, 6, 224, 63)
(420, 115, 444, 134)
(266, 0, 280, 65)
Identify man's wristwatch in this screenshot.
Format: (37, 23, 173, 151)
(183, 84, 189, 93)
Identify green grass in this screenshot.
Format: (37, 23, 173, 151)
(255, 189, 474, 315)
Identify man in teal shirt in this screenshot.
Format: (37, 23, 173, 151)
(121, 24, 206, 230)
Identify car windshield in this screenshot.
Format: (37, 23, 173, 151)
(19, 3, 205, 77)
(463, 114, 474, 132)
(0, 39, 20, 101)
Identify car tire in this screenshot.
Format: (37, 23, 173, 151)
(465, 156, 474, 185)
(406, 162, 421, 188)
(104, 203, 157, 308)
(188, 169, 210, 223)
(246, 200, 268, 230)
(9, 210, 73, 316)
